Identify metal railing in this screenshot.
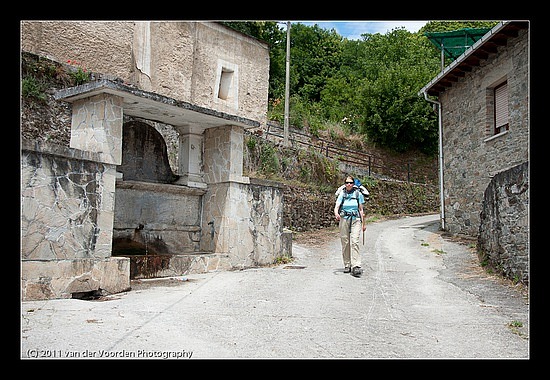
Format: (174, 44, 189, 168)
(248, 122, 438, 185)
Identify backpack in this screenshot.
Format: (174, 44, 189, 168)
(353, 178, 370, 200)
(335, 179, 370, 200)
(335, 179, 370, 215)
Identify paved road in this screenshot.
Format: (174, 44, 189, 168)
(21, 213, 529, 359)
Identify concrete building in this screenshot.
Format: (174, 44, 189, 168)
(21, 21, 289, 300)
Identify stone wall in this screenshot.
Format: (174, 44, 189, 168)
(478, 162, 529, 283)
(282, 181, 439, 232)
(112, 180, 205, 255)
(201, 178, 285, 269)
(20, 22, 279, 299)
(21, 139, 130, 300)
(21, 127, 287, 287)
(439, 28, 529, 237)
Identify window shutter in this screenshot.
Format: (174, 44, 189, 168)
(495, 83, 509, 128)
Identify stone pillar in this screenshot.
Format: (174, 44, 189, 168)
(201, 125, 251, 267)
(174, 129, 207, 188)
(69, 93, 124, 165)
(67, 92, 124, 257)
(203, 125, 249, 184)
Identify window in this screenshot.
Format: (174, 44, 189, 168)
(214, 59, 238, 110)
(218, 68, 233, 100)
(494, 82, 509, 135)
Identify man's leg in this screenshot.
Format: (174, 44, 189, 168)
(350, 218, 362, 276)
(340, 218, 351, 271)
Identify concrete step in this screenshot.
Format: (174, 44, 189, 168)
(121, 252, 231, 279)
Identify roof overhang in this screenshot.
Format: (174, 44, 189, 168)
(55, 79, 260, 133)
(419, 21, 529, 98)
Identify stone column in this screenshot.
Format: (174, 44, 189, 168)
(203, 125, 249, 184)
(68, 92, 124, 255)
(200, 125, 250, 266)
(69, 93, 124, 165)
(174, 128, 207, 188)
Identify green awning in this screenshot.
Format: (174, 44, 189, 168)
(424, 28, 491, 61)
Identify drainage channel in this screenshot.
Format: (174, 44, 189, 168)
(71, 289, 107, 301)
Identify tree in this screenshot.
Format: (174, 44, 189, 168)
(223, 21, 496, 155)
(288, 23, 344, 102)
(321, 28, 441, 154)
(420, 20, 499, 33)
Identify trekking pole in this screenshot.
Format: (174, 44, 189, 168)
(360, 212, 365, 245)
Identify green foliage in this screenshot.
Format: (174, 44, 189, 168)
(244, 135, 340, 189)
(358, 176, 377, 189)
(274, 254, 293, 265)
(288, 23, 344, 102)
(259, 143, 280, 176)
(225, 20, 497, 156)
(66, 60, 91, 85)
(420, 20, 500, 33)
(69, 66, 91, 86)
(22, 76, 47, 101)
(21, 53, 65, 101)
(246, 135, 257, 150)
(21, 53, 92, 102)
(338, 29, 441, 154)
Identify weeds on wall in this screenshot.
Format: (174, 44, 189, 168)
(21, 52, 92, 102)
(21, 54, 63, 101)
(21, 76, 47, 102)
(244, 134, 342, 192)
(66, 60, 91, 85)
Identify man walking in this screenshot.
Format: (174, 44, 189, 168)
(334, 175, 366, 277)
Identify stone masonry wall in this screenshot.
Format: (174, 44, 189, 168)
(439, 28, 529, 237)
(478, 162, 529, 283)
(21, 140, 115, 260)
(282, 181, 439, 232)
(112, 180, 204, 255)
(200, 178, 285, 269)
(21, 139, 130, 300)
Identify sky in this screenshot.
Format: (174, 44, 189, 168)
(289, 21, 429, 40)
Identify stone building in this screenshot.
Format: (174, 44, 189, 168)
(420, 21, 529, 283)
(21, 21, 288, 300)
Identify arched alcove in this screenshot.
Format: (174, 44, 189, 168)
(118, 120, 177, 184)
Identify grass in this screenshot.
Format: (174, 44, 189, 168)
(274, 254, 293, 265)
(507, 320, 527, 338)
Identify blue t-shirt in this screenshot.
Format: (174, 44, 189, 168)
(336, 189, 364, 218)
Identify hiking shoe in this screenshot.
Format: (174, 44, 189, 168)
(344, 266, 351, 273)
(351, 266, 362, 277)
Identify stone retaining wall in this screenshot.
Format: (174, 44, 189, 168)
(282, 180, 440, 232)
(21, 139, 130, 300)
(478, 162, 529, 283)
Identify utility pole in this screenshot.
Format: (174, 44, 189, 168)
(283, 21, 291, 147)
